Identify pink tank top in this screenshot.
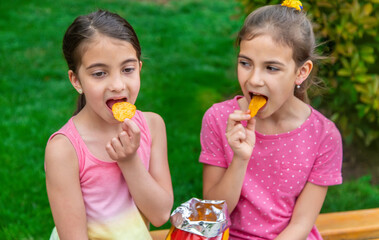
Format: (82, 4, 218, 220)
(48, 110, 153, 239)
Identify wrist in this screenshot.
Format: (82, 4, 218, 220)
(233, 150, 253, 163)
(117, 152, 139, 166)
(231, 155, 250, 167)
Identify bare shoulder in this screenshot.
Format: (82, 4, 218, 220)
(45, 134, 78, 170)
(141, 112, 166, 135)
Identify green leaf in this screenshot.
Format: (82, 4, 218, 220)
(356, 128, 364, 138)
(355, 65, 368, 75)
(365, 130, 379, 146)
(330, 113, 339, 122)
(337, 68, 351, 77)
(363, 3, 373, 16)
(354, 75, 369, 84)
(356, 104, 369, 118)
(351, 53, 360, 69)
(361, 55, 375, 64)
(360, 48, 375, 59)
(347, 42, 356, 55)
(341, 57, 350, 68)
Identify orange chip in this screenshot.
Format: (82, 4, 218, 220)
(112, 102, 136, 122)
(248, 95, 267, 117)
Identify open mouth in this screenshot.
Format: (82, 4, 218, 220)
(249, 92, 268, 102)
(106, 98, 127, 110)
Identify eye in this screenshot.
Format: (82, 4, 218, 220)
(239, 60, 250, 67)
(92, 71, 106, 77)
(267, 66, 279, 71)
(122, 67, 135, 73)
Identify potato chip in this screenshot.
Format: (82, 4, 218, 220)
(112, 102, 136, 122)
(248, 95, 266, 117)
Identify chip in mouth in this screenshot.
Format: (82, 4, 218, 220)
(112, 102, 136, 121)
(248, 95, 267, 117)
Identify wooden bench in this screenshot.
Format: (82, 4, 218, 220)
(150, 208, 379, 240)
(315, 208, 379, 240)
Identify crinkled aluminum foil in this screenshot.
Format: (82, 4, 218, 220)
(170, 198, 228, 238)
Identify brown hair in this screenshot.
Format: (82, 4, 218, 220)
(62, 10, 142, 115)
(237, 5, 323, 103)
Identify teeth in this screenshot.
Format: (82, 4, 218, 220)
(250, 92, 260, 98)
(250, 92, 268, 101)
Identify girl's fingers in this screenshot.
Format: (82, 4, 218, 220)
(246, 117, 256, 131)
(105, 142, 118, 160)
(121, 119, 141, 146)
(105, 119, 141, 161)
(122, 119, 140, 146)
(227, 123, 245, 138)
(122, 119, 140, 136)
(226, 124, 247, 146)
(231, 131, 246, 142)
(227, 111, 251, 131)
(226, 118, 236, 132)
(232, 110, 245, 115)
(110, 137, 124, 154)
(229, 111, 251, 121)
(245, 118, 256, 147)
(118, 131, 130, 148)
(226, 112, 256, 151)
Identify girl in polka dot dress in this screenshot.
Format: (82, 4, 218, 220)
(199, 1, 343, 239)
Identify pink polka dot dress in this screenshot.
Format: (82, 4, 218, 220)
(199, 96, 343, 240)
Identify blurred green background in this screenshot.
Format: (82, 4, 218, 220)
(0, 0, 378, 239)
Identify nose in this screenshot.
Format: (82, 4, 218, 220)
(248, 69, 264, 87)
(109, 73, 125, 92)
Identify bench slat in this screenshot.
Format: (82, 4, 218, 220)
(316, 208, 379, 240)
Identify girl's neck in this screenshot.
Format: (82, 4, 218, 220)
(72, 107, 123, 162)
(73, 106, 122, 138)
(258, 96, 311, 135)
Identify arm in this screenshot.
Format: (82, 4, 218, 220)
(45, 135, 88, 240)
(203, 110, 255, 214)
(106, 113, 173, 227)
(275, 182, 328, 240)
(203, 160, 249, 214)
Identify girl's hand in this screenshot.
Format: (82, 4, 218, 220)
(226, 110, 256, 161)
(106, 119, 141, 162)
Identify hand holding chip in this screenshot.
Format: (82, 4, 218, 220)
(226, 110, 256, 161)
(106, 102, 140, 162)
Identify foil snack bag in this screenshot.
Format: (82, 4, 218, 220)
(166, 198, 229, 240)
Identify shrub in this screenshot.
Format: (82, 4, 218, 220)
(237, 0, 379, 147)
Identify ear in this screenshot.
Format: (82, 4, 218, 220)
(139, 61, 143, 71)
(295, 60, 313, 85)
(68, 70, 83, 94)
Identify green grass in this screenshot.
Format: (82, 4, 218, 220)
(322, 175, 379, 213)
(0, 0, 378, 239)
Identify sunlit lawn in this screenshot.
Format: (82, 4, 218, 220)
(0, 0, 378, 239)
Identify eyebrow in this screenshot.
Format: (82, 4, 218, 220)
(264, 60, 285, 67)
(86, 58, 138, 70)
(238, 54, 285, 66)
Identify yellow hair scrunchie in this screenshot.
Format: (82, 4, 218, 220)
(281, 0, 303, 11)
